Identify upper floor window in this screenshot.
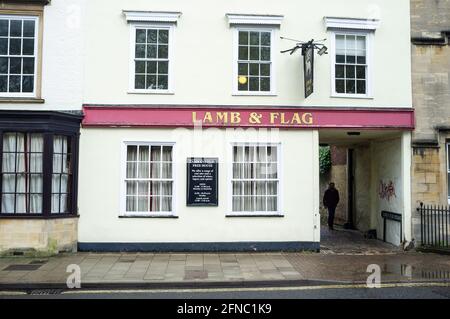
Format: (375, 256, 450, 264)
(132, 26, 171, 92)
(236, 29, 273, 94)
(0, 16, 38, 97)
(333, 33, 368, 96)
(326, 17, 378, 98)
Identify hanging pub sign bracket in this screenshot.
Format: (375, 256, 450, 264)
(281, 37, 328, 99)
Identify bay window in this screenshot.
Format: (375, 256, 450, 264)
(0, 127, 79, 217)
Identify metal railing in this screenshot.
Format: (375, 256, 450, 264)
(418, 203, 450, 249)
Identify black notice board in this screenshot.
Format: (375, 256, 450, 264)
(186, 158, 219, 206)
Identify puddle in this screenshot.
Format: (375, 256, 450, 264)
(381, 263, 450, 280)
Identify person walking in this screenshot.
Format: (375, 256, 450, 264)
(323, 182, 340, 230)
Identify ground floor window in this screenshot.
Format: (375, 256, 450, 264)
(231, 144, 280, 214)
(124, 143, 174, 214)
(0, 131, 78, 216)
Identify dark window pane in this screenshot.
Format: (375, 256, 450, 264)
(147, 61, 157, 74)
(135, 61, 145, 74)
(261, 47, 270, 61)
(346, 65, 355, 78)
(146, 75, 156, 89)
(147, 45, 157, 58)
(22, 75, 34, 92)
(260, 64, 270, 76)
(238, 46, 248, 60)
(238, 63, 248, 75)
(357, 56, 366, 64)
(0, 75, 7, 92)
(158, 61, 168, 74)
(157, 45, 168, 59)
(135, 75, 145, 89)
(261, 32, 271, 46)
(0, 38, 7, 55)
(346, 80, 355, 93)
(249, 77, 259, 91)
(10, 20, 22, 37)
(23, 20, 35, 37)
(9, 38, 21, 55)
(157, 75, 168, 90)
(158, 30, 168, 44)
(336, 55, 345, 63)
(346, 53, 356, 64)
(23, 39, 34, 55)
(0, 20, 8, 37)
(249, 46, 259, 60)
(0, 57, 7, 74)
(249, 63, 259, 76)
(147, 29, 157, 43)
(9, 75, 20, 92)
(250, 32, 259, 45)
(260, 77, 270, 91)
(336, 80, 345, 93)
(335, 65, 344, 78)
(239, 31, 248, 45)
(357, 80, 366, 94)
(9, 57, 21, 74)
(356, 66, 366, 79)
(23, 57, 34, 74)
(135, 44, 145, 58)
(136, 29, 146, 43)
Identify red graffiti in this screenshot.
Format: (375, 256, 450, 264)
(379, 180, 396, 201)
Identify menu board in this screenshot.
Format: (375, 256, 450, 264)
(186, 158, 218, 206)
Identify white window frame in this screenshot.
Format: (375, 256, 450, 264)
(128, 23, 175, 94)
(0, 15, 39, 98)
(227, 142, 283, 216)
(120, 141, 176, 217)
(330, 29, 374, 99)
(232, 26, 277, 96)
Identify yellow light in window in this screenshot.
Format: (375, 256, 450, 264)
(238, 76, 248, 85)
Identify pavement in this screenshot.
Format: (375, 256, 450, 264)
(0, 227, 449, 291)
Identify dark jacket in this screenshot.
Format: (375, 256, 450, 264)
(323, 188, 340, 208)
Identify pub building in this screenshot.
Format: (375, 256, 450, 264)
(77, 0, 414, 252)
(0, 0, 414, 255)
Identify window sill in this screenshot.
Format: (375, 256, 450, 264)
(331, 94, 374, 100)
(0, 214, 79, 219)
(232, 92, 277, 97)
(127, 90, 174, 95)
(119, 214, 179, 218)
(0, 97, 45, 104)
(226, 213, 284, 218)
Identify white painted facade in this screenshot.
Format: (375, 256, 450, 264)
(82, 0, 412, 108)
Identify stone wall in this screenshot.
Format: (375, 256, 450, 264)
(0, 218, 78, 256)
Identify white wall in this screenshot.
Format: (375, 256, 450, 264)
(0, 0, 86, 111)
(83, 0, 412, 108)
(78, 128, 320, 244)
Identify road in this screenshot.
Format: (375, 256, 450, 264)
(1, 283, 450, 299)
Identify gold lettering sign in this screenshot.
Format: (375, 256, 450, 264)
(191, 111, 314, 126)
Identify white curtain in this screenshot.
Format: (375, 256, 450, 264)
(1, 133, 43, 214)
(51, 136, 69, 213)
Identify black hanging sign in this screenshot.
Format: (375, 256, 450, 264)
(186, 158, 219, 206)
(303, 42, 314, 99)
